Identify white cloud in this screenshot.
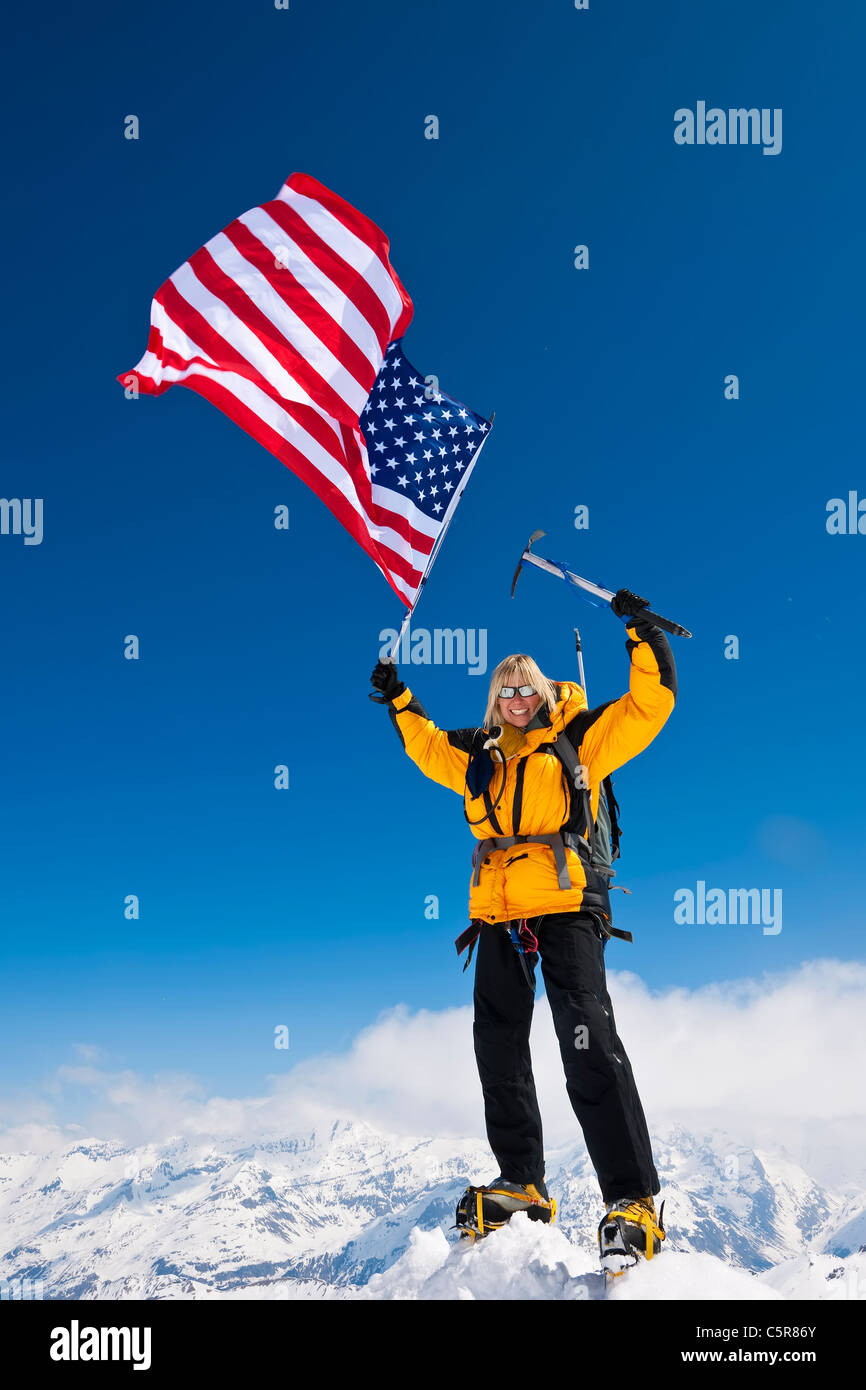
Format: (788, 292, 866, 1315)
(70, 1043, 109, 1065)
(1, 958, 864, 1185)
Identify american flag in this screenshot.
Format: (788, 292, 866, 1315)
(361, 339, 491, 591)
(118, 172, 491, 607)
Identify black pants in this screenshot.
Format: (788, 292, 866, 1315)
(472, 911, 659, 1205)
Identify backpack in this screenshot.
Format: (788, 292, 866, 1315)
(550, 734, 622, 879)
(454, 735, 631, 969)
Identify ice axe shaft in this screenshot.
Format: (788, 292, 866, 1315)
(511, 532, 692, 638)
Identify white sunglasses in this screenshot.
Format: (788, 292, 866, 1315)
(499, 684, 536, 698)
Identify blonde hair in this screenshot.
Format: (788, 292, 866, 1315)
(483, 654, 559, 731)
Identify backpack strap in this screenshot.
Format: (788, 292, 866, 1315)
(455, 919, 483, 971)
(603, 775, 622, 862)
(551, 735, 622, 871)
(551, 733, 596, 859)
(550, 735, 633, 943)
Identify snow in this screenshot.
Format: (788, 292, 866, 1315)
(1, 1118, 864, 1301)
(757, 1252, 866, 1302)
(361, 1219, 781, 1301)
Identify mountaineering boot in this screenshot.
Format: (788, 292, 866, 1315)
(455, 1176, 557, 1241)
(597, 1194, 666, 1274)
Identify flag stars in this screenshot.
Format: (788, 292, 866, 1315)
(365, 343, 490, 541)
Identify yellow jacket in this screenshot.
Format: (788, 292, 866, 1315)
(387, 621, 676, 924)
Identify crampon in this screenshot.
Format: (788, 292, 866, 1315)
(598, 1195, 666, 1277)
(455, 1178, 557, 1242)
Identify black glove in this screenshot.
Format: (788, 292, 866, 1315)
(608, 586, 656, 639)
(369, 658, 406, 704)
(611, 588, 651, 621)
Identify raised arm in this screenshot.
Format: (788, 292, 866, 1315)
(370, 660, 473, 794)
(566, 614, 677, 785)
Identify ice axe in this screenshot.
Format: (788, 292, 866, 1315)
(510, 530, 692, 638)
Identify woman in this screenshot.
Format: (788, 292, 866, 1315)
(369, 590, 676, 1268)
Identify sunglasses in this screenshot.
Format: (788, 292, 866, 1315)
(499, 685, 536, 699)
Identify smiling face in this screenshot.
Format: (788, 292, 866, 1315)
(497, 681, 542, 728)
(484, 653, 554, 734)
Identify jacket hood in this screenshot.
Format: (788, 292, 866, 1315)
(498, 681, 587, 752)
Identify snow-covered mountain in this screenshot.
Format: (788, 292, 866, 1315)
(1, 1119, 864, 1301)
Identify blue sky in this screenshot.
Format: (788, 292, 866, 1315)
(1, 0, 863, 1116)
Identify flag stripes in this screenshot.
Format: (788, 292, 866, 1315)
(119, 173, 487, 607)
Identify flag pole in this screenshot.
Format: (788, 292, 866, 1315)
(386, 412, 495, 661)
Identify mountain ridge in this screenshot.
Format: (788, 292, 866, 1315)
(1, 1118, 863, 1300)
